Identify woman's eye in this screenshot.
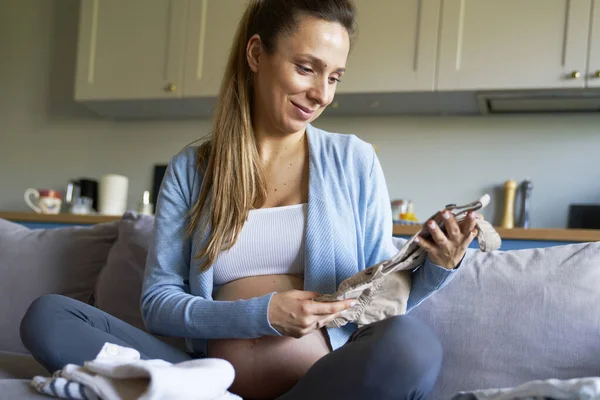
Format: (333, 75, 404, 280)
(296, 65, 313, 74)
(329, 77, 342, 84)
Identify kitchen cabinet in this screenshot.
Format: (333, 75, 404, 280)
(182, 0, 443, 97)
(337, 0, 441, 94)
(75, 0, 189, 101)
(183, 1, 248, 97)
(73, 0, 600, 117)
(437, 0, 593, 91)
(588, 0, 600, 88)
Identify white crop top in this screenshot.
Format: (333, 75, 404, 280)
(212, 203, 307, 286)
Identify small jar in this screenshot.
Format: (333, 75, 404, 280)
(391, 199, 406, 221)
(399, 200, 418, 223)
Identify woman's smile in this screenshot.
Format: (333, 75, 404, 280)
(290, 101, 316, 120)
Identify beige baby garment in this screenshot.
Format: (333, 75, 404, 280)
(313, 195, 501, 328)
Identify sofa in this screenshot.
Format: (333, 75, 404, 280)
(0, 212, 599, 399)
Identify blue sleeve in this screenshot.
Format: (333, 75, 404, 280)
(140, 151, 282, 339)
(406, 257, 458, 311)
(363, 146, 457, 313)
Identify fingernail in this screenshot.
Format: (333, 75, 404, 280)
(351, 301, 359, 307)
(414, 237, 420, 243)
(443, 212, 450, 220)
(428, 221, 436, 229)
(469, 212, 476, 219)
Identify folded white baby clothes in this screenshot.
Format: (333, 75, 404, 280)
(451, 376, 600, 400)
(314, 194, 501, 328)
(31, 342, 242, 400)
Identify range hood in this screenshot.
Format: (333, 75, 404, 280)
(476, 89, 600, 114)
(319, 88, 600, 117)
(81, 88, 600, 120)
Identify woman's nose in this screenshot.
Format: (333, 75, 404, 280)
(308, 79, 329, 106)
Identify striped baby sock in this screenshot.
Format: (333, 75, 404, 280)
(31, 374, 100, 400)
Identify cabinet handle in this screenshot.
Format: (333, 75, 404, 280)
(594, 70, 600, 79)
(570, 71, 581, 79)
(165, 83, 177, 93)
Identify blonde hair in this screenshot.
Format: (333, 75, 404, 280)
(187, 0, 356, 272)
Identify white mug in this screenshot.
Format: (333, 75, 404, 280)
(98, 174, 129, 216)
(24, 189, 62, 214)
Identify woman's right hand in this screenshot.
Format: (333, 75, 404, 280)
(268, 290, 357, 338)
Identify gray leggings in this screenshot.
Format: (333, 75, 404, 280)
(20, 294, 443, 400)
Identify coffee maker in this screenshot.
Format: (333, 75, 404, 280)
(65, 178, 98, 213)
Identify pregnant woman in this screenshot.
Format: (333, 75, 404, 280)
(21, 1, 479, 398)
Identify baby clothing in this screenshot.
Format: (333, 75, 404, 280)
(314, 195, 501, 328)
(451, 376, 600, 400)
(32, 342, 241, 400)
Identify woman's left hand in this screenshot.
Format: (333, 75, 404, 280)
(414, 210, 483, 270)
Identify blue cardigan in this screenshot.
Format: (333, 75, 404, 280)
(141, 124, 457, 355)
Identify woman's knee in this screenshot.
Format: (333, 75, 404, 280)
(20, 294, 73, 347)
(382, 315, 442, 365)
(365, 315, 443, 395)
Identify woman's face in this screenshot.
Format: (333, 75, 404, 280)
(247, 15, 350, 135)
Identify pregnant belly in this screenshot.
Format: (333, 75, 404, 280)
(208, 274, 331, 399)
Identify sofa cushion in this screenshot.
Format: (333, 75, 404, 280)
(94, 212, 153, 332)
(410, 242, 600, 400)
(94, 212, 186, 351)
(0, 352, 47, 379)
(0, 379, 48, 400)
(0, 219, 118, 354)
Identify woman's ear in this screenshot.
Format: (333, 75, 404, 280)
(246, 34, 262, 73)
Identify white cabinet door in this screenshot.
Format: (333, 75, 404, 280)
(437, 0, 592, 91)
(337, 0, 441, 93)
(587, 0, 600, 87)
(183, 0, 248, 97)
(75, 0, 188, 101)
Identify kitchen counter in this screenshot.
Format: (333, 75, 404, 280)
(1, 212, 598, 242)
(393, 224, 600, 242)
(0, 211, 120, 225)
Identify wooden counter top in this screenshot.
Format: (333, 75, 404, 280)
(393, 224, 600, 242)
(2, 212, 598, 242)
(0, 211, 121, 224)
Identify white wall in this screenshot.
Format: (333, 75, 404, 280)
(1, 0, 599, 228)
(315, 115, 600, 228)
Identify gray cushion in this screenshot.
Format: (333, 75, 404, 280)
(0, 352, 47, 379)
(94, 212, 186, 351)
(0, 219, 118, 354)
(0, 379, 48, 400)
(410, 242, 600, 400)
(94, 212, 153, 333)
